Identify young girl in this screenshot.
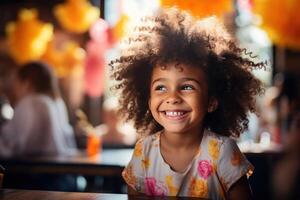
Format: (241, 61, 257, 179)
(110, 8, 264, 199)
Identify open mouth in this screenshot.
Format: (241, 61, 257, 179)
(160, 110, 189, 120)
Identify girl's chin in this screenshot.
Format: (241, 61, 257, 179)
(162, 127, 189, 134)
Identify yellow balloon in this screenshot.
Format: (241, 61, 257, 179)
(113, 14, 130, 41)
(54, 0, 100, 33)
(5, 9, 53, 64)
(42, 41, 86, 77)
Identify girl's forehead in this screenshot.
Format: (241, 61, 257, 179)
(153, 62, 204, 74)
(152, 62, 207, 82)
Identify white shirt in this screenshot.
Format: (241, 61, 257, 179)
(0, 94, 77, 158)
(122, 129, 253, 199)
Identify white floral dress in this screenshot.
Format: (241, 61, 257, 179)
(122, 129, 254, 199)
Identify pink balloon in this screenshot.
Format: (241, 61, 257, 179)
(84, 53, 105, 97)
(84, 19, 114, 97)
(89, 19, 113, 47)
(86, 40, 106, 57)
(84, 40, 106, 97)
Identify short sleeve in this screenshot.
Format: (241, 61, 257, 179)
(216, 138, 254, 192)
(122, 138, 145, 192)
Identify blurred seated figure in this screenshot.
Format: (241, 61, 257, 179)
(0, 61, 77, 158)
(272, 114, 300, 200)
(97, 97, 136, 148)
(272, 72, 300, 200)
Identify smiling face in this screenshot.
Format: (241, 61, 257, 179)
(149, 62, 211, 135)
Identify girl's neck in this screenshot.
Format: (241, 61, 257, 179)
(159, 127, 205, 173)
(161, 127, 204, 150)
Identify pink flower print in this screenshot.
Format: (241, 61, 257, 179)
(145, 177, 167, 196)
(197, 160, 213, 179)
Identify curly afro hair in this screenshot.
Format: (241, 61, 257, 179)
(110, 7, 265, 138)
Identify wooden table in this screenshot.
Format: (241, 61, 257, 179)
(0, 189, 205, 200)
(0, 189, 129, 200)
(0, 149, 133, 176)
(0, 149, 133, 193)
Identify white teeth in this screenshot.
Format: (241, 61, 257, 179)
(165, 111, 184, 117)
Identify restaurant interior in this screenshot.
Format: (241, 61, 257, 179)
(0, 0, 299, 199)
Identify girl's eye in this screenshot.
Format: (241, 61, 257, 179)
(181, 85, 194, 90)
(154, 85, 166, 91)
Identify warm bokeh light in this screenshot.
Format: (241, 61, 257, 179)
(54, 0, 100, 33)
(160, 0, 232, 18)
(5, 9, 53, 64)
(113, 14, 130, 41)
(42, 41, 86, 77)
(84, 19, 113, 98)
(253, 0, 300, 50)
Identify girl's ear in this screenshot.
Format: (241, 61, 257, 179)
(208, 97, 218, 113)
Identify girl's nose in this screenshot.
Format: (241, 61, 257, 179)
(166, 93, 182, 104)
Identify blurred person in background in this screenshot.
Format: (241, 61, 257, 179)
(272, 114, 300, 200)
(0, 61, 77, 158)
(272, 72, 300, 200)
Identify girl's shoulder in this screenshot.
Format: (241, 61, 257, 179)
(203, 129, 237, 150)
(137, 131, 161, 143)
(134, 131, 161, 153)
(204, 129, 231, 142)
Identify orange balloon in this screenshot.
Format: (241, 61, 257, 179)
(253, 0, 300, 50)
(160, 0, 232, 18)
(42, 41, 86, 77)
(113, 14, 130, 41)
(54, 0, 100, 33)
(5, 9, 53, 64)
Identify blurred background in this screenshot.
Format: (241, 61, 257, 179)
(0, 0, 299, 199)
